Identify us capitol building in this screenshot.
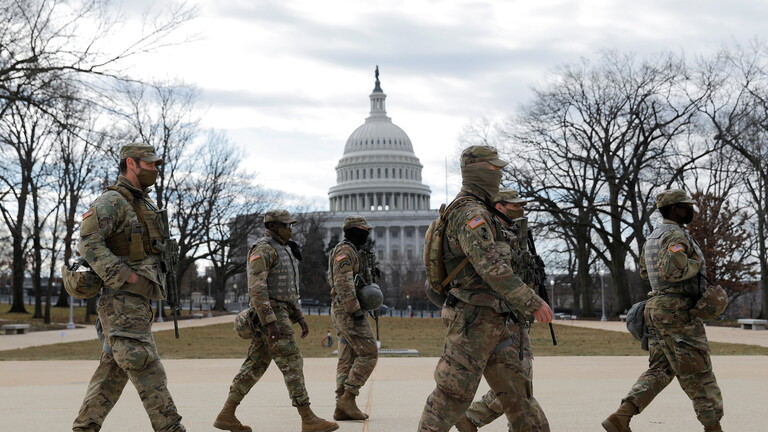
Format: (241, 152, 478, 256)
(320, 68, 438, 265)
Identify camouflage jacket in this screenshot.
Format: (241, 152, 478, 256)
(78, 176, 165, 300)
(640, 219, 703, 302)
(328, 240, 363, 315)
(247, 230, 303, 325)
(443, 186, 543, 315)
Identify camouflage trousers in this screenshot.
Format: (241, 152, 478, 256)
(331, 302, 378, 398)
(623, 300, 723, 427)
(418, 302, 546, 432)
(227, 305, 310, 407)
(73, 292, 184, 432)
(463, 321, 549, 431)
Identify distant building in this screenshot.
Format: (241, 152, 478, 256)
(321, 68, 438, 264)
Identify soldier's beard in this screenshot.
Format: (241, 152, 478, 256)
(461, 166, 501, 202)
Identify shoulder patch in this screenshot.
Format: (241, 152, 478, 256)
(335, 253, 348, 262)
(467, 216, 486, 229)
(249, 253, 262, 262)
(668, 244, 685, 253)
(82, 208, 94, 220)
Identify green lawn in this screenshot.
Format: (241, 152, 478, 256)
(1, 315, 766, 361)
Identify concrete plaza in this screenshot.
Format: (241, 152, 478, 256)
(1, 317, 767, 431)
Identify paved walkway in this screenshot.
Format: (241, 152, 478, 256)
(1, 356, 766, 431)
(1, 316, 767, 431)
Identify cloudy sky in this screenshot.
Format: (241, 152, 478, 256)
(123, 0, 768, 210)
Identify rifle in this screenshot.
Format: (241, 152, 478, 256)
(516, 217, 557, 346)
(156, 209, 180, 339)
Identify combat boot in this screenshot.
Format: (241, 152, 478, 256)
(601, 401, 636, 432)
(455, 414, 478, 432)
(704, 425, 723, 432)
(213, 398, 252, 432)
(297, 404, 339, 432)
(333, 389, 368, 420)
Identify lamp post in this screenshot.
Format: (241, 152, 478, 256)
(550, 279, 555, 311)
(599, 269, 607, 321)
(207, 276, 213, 318)
(156, 300, 164, 322)
(67, 294, 76, 329)
(233, 283, 237, 310)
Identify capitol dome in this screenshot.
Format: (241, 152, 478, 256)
(328, 68, 432, 212)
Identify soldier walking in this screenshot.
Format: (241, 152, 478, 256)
(602, 189, 727, 432)
(454, 189, 550, 432)
(328, 215, 379, 421)
(417, 146, 553, 432)
(72, 143, 185, 432)
(213, 209, 338, 432)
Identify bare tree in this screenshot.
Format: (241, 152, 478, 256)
(499, 51, 704, 315)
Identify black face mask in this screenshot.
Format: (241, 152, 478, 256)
(681, 207, 695, 225)
(344, 228, 370, 247)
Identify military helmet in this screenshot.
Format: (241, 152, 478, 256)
(263, 209, 297, 224)
(656, 189, 696, 208)
(494, 189, 528, 204)
(356, 283, 383, 311)
(233, 307, 258, 339)
(691, 284, 729, 320)
(343, 215, 372, 230)
(460, 145, 508, 168)
(61, 259, 103, 299)
(119, 143, 164, 165)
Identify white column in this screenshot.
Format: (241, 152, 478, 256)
(385, 226, 391, 261)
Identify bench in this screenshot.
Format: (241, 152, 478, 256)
(2, 324, 30, 335)
(378, 348, 420, 357)
(619, 314, 628, 322)
(191, 313, 204, 319)
(737, 319, 768, 330)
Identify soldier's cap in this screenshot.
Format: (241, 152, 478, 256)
(263, 209, 297, 224)
(493, 189, 528, 204)
(460, 145, 508, 168)
(343, 215, 372, 230)
(656, 189, 696, 209)
(119, 143, 164, 165)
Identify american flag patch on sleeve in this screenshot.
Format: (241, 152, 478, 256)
(467, 216, 486, 229)
(82, 209, 94, 220)
(668, 244, 685, 253)
(335, 253, 347, 262)
(249, 253, 261, 261)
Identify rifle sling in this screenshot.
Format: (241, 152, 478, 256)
(441, 257, 469, 289)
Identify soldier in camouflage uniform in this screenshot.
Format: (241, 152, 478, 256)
(602, 189, 724, 432)
(213, 210, 338, 432)
(72, 143, 185, 432)
(328, 215, 378, 421)
(454, 189, 550, 432)
(417, 146, 554, 432)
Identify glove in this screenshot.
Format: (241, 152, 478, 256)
(352, 309, 366, 325)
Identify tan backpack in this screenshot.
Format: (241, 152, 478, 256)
(423, 197, 471, 296)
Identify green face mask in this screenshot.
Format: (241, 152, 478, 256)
(137, 168, 158, 188)
(461, 166, 502, 201)
(507, 208, 524, 220)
